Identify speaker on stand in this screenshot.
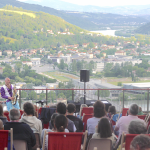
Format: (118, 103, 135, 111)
(80, 70, 90, 104)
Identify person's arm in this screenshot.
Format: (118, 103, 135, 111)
(79, 119, 84, 131)
(1, 87, 8, 99)
(114, 118, 121, 131)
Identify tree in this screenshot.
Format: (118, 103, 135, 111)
(117, 82, 122, 86)
(48, 91, 56, 102)
(28, 91, 37, 100)
(59, 59, 65, 70)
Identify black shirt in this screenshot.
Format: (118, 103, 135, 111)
(67, 115, 83, 132)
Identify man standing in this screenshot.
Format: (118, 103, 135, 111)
(1, 78, 20, 111)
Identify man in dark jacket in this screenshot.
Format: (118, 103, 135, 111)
(67, 103, 83, 132)
(4, 109, 36, 150)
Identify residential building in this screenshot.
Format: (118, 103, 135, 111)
(115, 50, 126, 56)
(87, 53, 94, 59)
(22, 61, 32, 67)
(95, 62, 104, 72)
(5, 50, 12, 56)
(31, 58, 41, 66)
(46, 83, 59, 89)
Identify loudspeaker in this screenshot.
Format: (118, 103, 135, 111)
(80, 70, 89, 82)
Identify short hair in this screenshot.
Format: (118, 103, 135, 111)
(23, 102, 34, 116)
(97, 117, 112, 138)
(9, 109, 20, 120)
(50, 113, 58, 128)
(130, 134, 150, 150)
(0, 119, 3, 130)
(67, 103, 76, 113)
(94, 101, 106, 118)
(54, 114, 68, 132)
(108, 106, 116, 115)
(56, 102, 66, 115)
(129, 104, 139, 116)
(128, 120, 147, 134)
(0, 104, 4, 116)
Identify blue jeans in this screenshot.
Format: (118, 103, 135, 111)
(6, 101, 20, 111)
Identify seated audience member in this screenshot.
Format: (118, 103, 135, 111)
(115, 104, 145, 142)
(20, 102, 42, 141)
(108, 106, 122, 122)
(87, 101, 106, 135)
(49, 102, 76, 132)
(92, 117, 115, 145)
(67, 103, 83, 132)
(137, 107, 144, 115)
(4, 108, 36, 150)
(0, 104, 7, 124)
(44, 114, 68, 150)
(130, 134, 150, 150)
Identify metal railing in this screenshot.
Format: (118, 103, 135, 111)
(2, 88, 149, 112)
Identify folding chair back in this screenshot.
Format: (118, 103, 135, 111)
(87, 139, 112, 150)
(4, 112, 10, 121)
(14, 140, 28, 150)
(43, 123, 49, 129)
(137, 115, 146, 120)
(20, 110, 24, 118)
(81, 108, 93, 117)
(0, 130, 9, 150)
(82, 114, 93, 132)
(47, 132, 84, 150)
(122, 108, 129, 116)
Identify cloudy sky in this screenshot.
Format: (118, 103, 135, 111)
(18, 0, 150, 7)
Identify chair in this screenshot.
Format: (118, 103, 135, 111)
(14, 140, 28, 150)
(0, 128, 13, 150)
(122, 108, 129, 116)
(87, 139, 112, 150)
(82, 114, 93, 132)
(42, 131, 88, 150)
(137, 115, 146, 120)
(20, 110, 24, 117)
(4, 111, 10, 121)
(81, 108, 93, 117)
(31, 133, 41, 150)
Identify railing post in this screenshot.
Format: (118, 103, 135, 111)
(19, 90, 21, 109)
(98, 89, 99, 100)
(147, 89, 149, 112)
(123, 90, 124, 108)
(46, 89, 48, 105)
(72, 90, 74, 101)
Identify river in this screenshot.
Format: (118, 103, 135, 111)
(91, 30, 117, 37)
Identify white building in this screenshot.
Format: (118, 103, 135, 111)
(96, 62, 104, 72)
(31, 58, 41, 66)
(33, 86, 46, 94)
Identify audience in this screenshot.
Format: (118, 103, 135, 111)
(4, 108, 36, 150)
(115, 104, 145, 142)
(20, 102, 42, 143)
(92, 117, 115, 145)
(67, 103, 83, 132)
(130, 134, 150, 150)
(44, 114, 68, 150)
(0, 103, 8, 124)
(49, 102, 76, 132)
(87, 101, 106, 135)
(137, 107, 144, 115)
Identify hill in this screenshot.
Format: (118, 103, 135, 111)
(135, 22, 150, 34)
(0, 0, 149, 30)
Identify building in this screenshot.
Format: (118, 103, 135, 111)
(87, 53, 94, 59)
(46, 83, 59, 89)
(22, 61, 32, 67)
(0, 51, 2, 56)
(5, 50, 12, 56)
(95, 62, 104, 72)
(33, 86, 46, 94)
(31, 58, 41, 66)
(115, 50, 126, 56)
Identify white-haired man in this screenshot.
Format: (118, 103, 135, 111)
(1, 78, 20, 111)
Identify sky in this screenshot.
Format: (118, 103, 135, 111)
(18, 0, 150, 7)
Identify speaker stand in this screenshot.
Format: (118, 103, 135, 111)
(84, 82, 86, 104)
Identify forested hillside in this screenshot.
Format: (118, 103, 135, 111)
(135, 22, 150, 34)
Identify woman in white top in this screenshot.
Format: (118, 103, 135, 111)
(87, 101, 106, 135)
(92, 117, 115, 145)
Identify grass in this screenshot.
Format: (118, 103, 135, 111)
(2, 36, 17, 43)
(0, 9, 36, 18)
(45, 72, 70, 82)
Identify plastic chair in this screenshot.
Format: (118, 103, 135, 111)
(42, 131, 88, 150)
(14, 140, 28, 150)
(82, 114, 93, 132)
(137, 115, 146, 120)
(81, 107, 93, 117)
(4, 112, 10, 121)
(122, 108, 129, 116)
(0, 128, 13, 150)
(87, 139, 112, 150)
(43, 123, 49, 129)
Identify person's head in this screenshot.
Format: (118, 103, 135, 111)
(51, 113, 58, 129)
(128, 120, 147, 134)
(108, 106, 116, 115)
(0, 104, 4, 117)
(56, 102, 66, 115)
(54, 114, 68, 132)
(5, 78, 10, 85)
(94, 101, 106, 118)
(23, 102, 34, 116)
(0, 119, 4, 130)
(67, 103, 76, 115)
(129, 104, 139, 116)
(130, 134, 150, 150)
(138, 107, 142, 112)
(9, 109, 20, 121)
(97, 117, 112, 138)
